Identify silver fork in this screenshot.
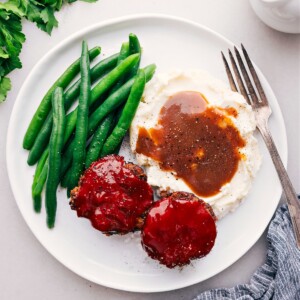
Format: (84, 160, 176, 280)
(221, 45, 300, 249)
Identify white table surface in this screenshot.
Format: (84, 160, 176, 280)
(1, 0, 299, 299)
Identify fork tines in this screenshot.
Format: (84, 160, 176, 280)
(240, 44, 268, 105)
(221, 45, 271, 112)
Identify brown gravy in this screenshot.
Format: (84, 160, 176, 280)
(136, 91, 246, 197)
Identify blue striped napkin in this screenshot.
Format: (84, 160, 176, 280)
(194, 204, 300, 300)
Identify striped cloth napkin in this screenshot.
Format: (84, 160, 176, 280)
(194, 204, 300, 300)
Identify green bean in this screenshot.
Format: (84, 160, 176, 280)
(113, 143, 122, 155)
(46, 87, 66, 228)
(32, 148, 49, 212)
(88, 64, 154, 133)
(109, 42, 130, 96)
(119, 42, 130, 63)
(107, 35, 140, 97)
(109, 34, 140, 142)
(27, 53, 119, 166)
(110, 95, 126, 150)
(32, 148, 48, 191)
(59, 64, 156, 187)
(127, 33, 141, 79)
(60, 54, 140, 150)
(68, 41, 91, 191)
(63, 112, 76, 142)
(33, 110, 77, 168)
(64, 53, 118, 109)
(105, 103, 125, 154)
(101, 69, 146, 156)
(60, 140, 75, 188)
(23, 47, 101, 150)
(82, 43, 130, 169)
(85, 113, 115, 168)
(32, 160, 48, 207)
(60, 165, 71, 188)
(90, 53, 140, 105)
(107, 42, 130, 94)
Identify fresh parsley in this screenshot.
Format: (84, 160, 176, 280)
(0, 0, 97, 102)
(0, 9, 25, 102)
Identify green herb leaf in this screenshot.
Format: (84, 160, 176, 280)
(0, 48, 9, 59)
(0, 9, 24, 101)
(0, 76, 12, 102)
(0, 9, 25, 75)
(1, 0, 57, 35)
(0, 0, 98, 101)
(39, 7, 58, 34)
(0, 0, 98, 35)
(0, 1, 25, 17)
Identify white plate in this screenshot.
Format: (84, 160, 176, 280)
(6, 14, 287, 293)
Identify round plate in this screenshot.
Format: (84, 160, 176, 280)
(6, 14, 287, 293)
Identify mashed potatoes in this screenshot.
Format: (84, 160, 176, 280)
(130, 70, 261, 219)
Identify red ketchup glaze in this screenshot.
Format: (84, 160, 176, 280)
(70, 155, 154, 234)
(141, 192, 217, 268)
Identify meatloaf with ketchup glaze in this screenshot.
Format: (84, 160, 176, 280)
(70, 155, 154, 235)
(141, 191, 217, 268)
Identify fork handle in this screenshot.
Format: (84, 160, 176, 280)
(258, 122, 300, 249)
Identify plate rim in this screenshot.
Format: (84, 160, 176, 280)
(6, 13, 287, 293)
